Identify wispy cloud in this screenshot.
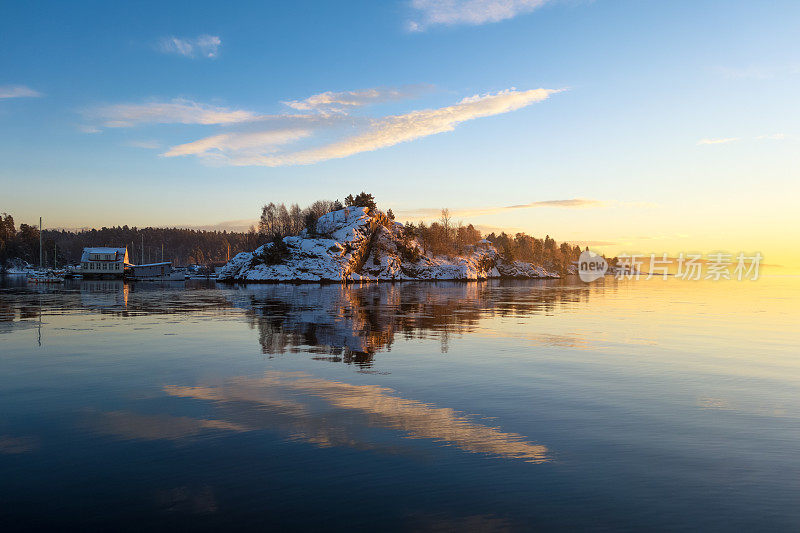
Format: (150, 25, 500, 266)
(714, 64, 800, 80)
(86, 85, 419, 132)
(698, 134, 794, 146)
(408, 0, 549, 31)
(755, 133, 788, 141)
(85, 98, 257, 128)
(507, 199, 604, 209)
(179, 219, 258, 232)
(398, 198, 605, 220)
(164, 129, 313, 158)
(124, 139, 162, 149)
(157, 35, 221, 58)
(283, 85, 430, 114)
(0, 85, 42, 99)
(92, 86, 559, 167)
(166, 87, 559, 166)
(575, 240, 618, 247)
(697, 137, 739, 146)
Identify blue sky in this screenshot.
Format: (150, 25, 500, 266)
(1, 0, 799, 266)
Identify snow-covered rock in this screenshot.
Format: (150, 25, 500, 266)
(217, 207, 377, 282)
(217, 207, 561, 283)
(496, 260, 557, 279)
(1, 258, 34, 275)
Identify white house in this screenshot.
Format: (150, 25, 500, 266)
(80, 247, 130, 278)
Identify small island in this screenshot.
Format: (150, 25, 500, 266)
(217, 193, 576, 283)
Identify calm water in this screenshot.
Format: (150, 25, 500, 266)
(1, 276, 799, 531)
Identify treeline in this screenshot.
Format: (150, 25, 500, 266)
(255, 193, 381, 264)
(3, 191, 590, 273)
(0, 212, 260, 268)
(258, 199, 341, 240)
(485, 232, 583, 273)
(402, 208, 585, 273)
(401, 208, 482, 257)
(0, 213, 41, 268)
(257, 192, 379, 240)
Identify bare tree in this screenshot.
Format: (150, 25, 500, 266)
(440, 208, 452, 242)
(289, 204, 303, 235)
(277, 204, 290, 237)
(259, 203, 278, 238)
(260, 199, 340, 240)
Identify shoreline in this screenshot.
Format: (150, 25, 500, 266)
(217, 273, 564, 285)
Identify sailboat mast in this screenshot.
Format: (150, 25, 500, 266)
(39, 217, 43, 268)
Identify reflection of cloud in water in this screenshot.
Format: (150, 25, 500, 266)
(478, 330, 592, 349)
(162, 371, 549, 463)
(407, 512, 514, 532)
(89, 372, 548, 462)
(696, 397, 732, 410)
(530, 333, 590, 348)
(155, 484, 218, 515)
(695, 396, 791, 418)
(0, 435, 40, 454)
(91, 411, 248, 441)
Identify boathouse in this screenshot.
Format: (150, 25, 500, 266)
(128, 262, 173, 280)
(80, 247, 130, 278)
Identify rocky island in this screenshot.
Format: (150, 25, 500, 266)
(217, 206, 565, 283)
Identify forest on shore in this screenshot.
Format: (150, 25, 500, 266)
(2, 192, 598, 273)
(0, 213, 259, 268)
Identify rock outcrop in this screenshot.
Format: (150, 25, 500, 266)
(217, 207, 562, 283)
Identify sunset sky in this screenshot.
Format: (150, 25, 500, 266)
(2, 1, 798, 270)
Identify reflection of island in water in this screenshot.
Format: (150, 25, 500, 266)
(228, 280, 603, 366)
(1, 279, 609, 464)
(2, 279, 607, 363)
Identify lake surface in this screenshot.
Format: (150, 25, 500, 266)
(1, 275, 799, 531)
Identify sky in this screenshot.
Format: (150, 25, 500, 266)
(1, 0, 799, 270)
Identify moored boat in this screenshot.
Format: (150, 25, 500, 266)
(27, 270, 65, 283)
